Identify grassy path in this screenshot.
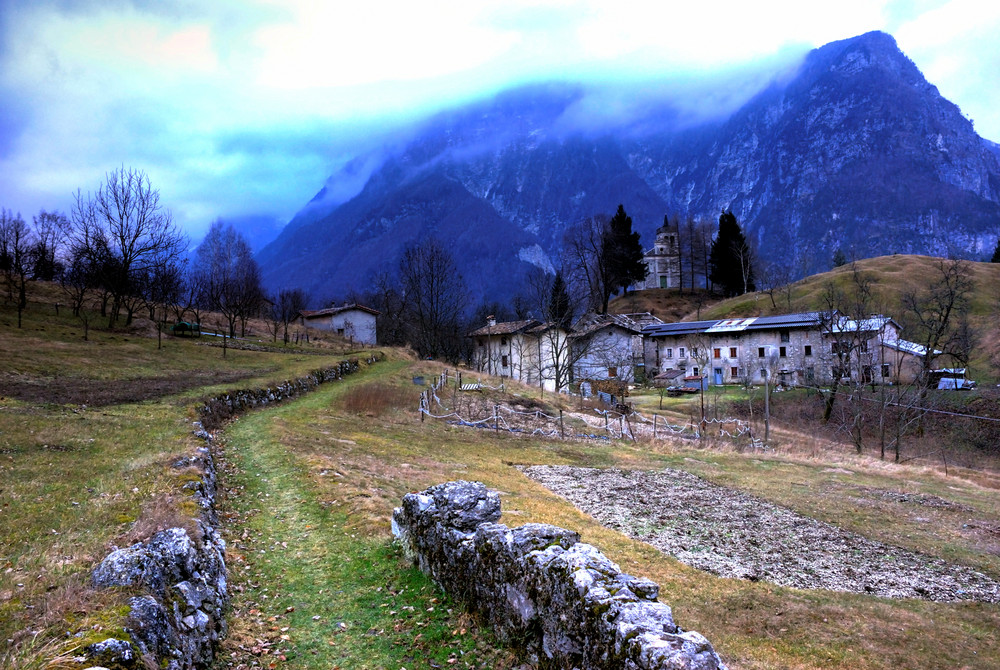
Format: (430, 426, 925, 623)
(214, 362, 515, 670)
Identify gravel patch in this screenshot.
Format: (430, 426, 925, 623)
(522, 465, 1000, 603)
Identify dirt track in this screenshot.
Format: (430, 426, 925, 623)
(522, 465, 1000, 603)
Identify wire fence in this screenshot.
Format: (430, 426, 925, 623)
(416, 369, 766, 449)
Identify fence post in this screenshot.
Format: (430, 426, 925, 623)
(653, 414, 658, 438)
(494, 404, 500, 433)
(420, 391, 426, 422)
(560, 410, 565, 439)
(605, 411, 610, 437)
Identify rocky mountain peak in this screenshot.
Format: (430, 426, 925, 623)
(257, 32, 1000, 306)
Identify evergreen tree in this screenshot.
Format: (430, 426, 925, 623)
(604, 204, 647, 297)
(708, 210, 755, 297)
(991, 238, 1000, 263)
(833, 248, 848, 267)
(547, 269, 573, 329)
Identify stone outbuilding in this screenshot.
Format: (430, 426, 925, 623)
(299, 304, 379, 345)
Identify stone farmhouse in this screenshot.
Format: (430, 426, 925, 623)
(468, 318, 569, 393)
(568, 313, 648, 384)
(298, 304, 379, 345)
(642, 311, 930, 388)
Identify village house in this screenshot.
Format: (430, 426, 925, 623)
(468, 318, 569, 393)
(642, 311, 927, 387)
(569, 313, 654, 384)
(298, 304, 379, 345)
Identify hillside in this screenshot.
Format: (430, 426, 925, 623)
(257, 31, 1000, 305)
(4, 283, 1000, 669)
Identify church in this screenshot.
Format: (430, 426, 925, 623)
(636, 218, 681, 290)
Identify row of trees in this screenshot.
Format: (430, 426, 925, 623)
(3, 167, 309, 345)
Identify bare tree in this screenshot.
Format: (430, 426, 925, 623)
(30, 210, 71, 281)
(0, 209, 35, 327)
(363, 270, 407, 347)
(70, 167, 186, 327)
(192, 221, 265, 337)
(398, 237, 468, 361)
(901, 259, 975, 388)
(563, 214, 614, 314)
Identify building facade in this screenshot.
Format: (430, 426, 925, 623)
(642, 312, 917, 387)
(636, 220, 681, 290)
(468, 319, 569, 392)
(299, 304, 379, 345)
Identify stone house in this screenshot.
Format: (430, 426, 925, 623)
(569, 313, 648, 384)
(299, 304, 379, 345)
(468, 318, 569, 392)
(642, 311, 914, 387)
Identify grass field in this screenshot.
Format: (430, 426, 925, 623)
(3, 280, 1000, 669)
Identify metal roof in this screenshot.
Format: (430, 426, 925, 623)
(642, 320, 720, 337)
(643, 311, 826, 338)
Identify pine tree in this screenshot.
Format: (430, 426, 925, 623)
(990, 239, 1000, 263)
(708, 210, 755, 297)
(604, 204, 647, 298)
(547, 269, 573, 329)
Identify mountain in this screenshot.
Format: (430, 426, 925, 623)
(257, 31, 1000, 306)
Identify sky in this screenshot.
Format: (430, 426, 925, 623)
(1, 0, 998, 244)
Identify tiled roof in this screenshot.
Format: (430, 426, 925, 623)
(300, 303, 379, 319)
(467, 320, 541, 337)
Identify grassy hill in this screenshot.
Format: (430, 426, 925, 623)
(3, 278, 1000, 669)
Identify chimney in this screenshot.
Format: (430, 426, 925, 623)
(487, 315, 496, 327)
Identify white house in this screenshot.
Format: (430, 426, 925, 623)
(468, 318, 570, 392)
(299, 304, 379, 345)
(570, 313, 649, 383)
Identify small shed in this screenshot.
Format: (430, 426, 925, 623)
(653, 369, 685, 388)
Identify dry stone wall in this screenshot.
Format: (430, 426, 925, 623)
(86, 355, 381, 669)
(392, 480, 727, 670)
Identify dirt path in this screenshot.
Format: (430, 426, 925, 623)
(522, 465, 1000, 603)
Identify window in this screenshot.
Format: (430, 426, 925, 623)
(806, 366, 815, 381)
(659, 276, 668, 289)
(804, 345, 812, 356)
(758, 347, 765, 358)
(501, 355, 509, 367)
(760, 368, 768, 379)
(731, 366, 738, 378)
(713, 348, 721, 359)
(665, 347, 673, 359)
(779, 346, 787, 357)
(882, 363, 890, 377)
(691, 347, 699, 356)
(679, 347, 686, 358)
(780, 330, 790, 343)
(729, 347, 737, 358)
(692, 366, 699, 376)
(501, 336, 508, 346)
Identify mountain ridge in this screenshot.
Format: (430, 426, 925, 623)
(257, 31, 1000, 305)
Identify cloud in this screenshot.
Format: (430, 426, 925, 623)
(1, 0, 999, 240)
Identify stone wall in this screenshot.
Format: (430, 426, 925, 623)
(392, 481, 727, 670)
(86, 355, 381, 669)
